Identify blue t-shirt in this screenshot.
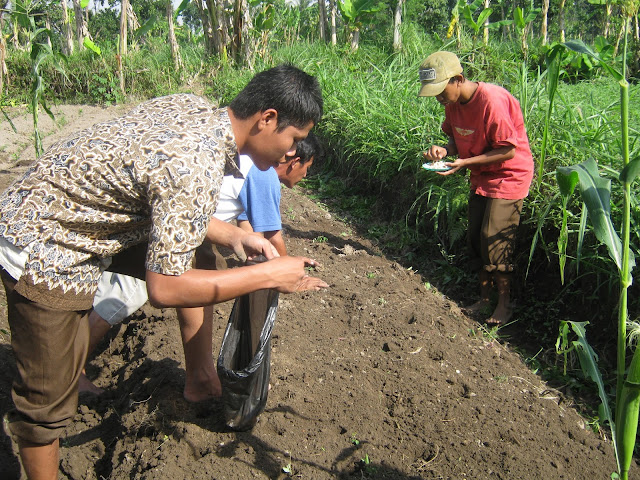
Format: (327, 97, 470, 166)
(237, 166, 282, 232)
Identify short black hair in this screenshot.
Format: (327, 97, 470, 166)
(229, 64, 323, 131)
(294, 132, 323, 165)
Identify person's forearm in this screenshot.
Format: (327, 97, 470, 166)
(146, 264, 277, 308)
(457, 145, 515, 167)
(206, 216, 246, 248)
(264, 230, 287, 256)
(236, 219, 254, 234)
(147, 254, 326, 306)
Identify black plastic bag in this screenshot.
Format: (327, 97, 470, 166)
(217, 288, 279, 431)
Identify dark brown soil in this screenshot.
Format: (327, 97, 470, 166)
(0, 105, 622, 479)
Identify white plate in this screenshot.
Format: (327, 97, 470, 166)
(422, 162, 452, 172)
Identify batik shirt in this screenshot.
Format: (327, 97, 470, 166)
(0, 94, 239, 309)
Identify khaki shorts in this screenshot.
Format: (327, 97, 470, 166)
(467, 193, 523, 273)
(2, 268, 90, 445)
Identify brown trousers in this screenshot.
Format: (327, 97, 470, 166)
(467, 193, 523, 273)
(2, 268, 90, 445)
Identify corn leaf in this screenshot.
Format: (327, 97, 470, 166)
(568, 322, 616, 435)
(564, 39, 623, 82)
(557, 158, 636, 276)
(1, 109, 17, 133)
(619, 155, 640, 184)
(576, 202, 588, 273)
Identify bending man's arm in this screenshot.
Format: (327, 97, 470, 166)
(146, 255, 327, 308)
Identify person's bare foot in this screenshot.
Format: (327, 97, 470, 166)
(78, 372, 105, 395)
(485, 303, 513, 326)
(465, 299, 491, 314)
(183, 371, 222, 403)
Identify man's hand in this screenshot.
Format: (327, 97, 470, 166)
(423, 145, 448, 161)
(437, 157, 464, 176)
(266, 256, 329, 293)
(207, 217, 278, 261)
(236, 233, 279, 262)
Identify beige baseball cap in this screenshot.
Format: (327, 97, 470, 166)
(418, 51, 463, 97)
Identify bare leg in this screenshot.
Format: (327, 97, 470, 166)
(486, 272, 513, 325)
(466, 269, 492, 313)
(177, 305, 222, 402)
(78, 311, 112, 395)
(19, 438, 59, 480)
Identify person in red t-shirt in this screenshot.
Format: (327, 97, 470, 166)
(419, 51, 534, 325)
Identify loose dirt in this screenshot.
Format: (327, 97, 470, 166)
(0, 103, 622, 479)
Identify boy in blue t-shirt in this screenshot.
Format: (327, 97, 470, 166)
(236, 132, 320, 256)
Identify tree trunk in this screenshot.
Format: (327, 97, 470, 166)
(127, 2, 141, 39)
(329, 0, 337, 45)
(167, 1, 183, 71)
(0, 0, 7, 95)
(232, 0, 253, 67)
(61, 0, 74, 55)
(11, 17, 21, 50)
(500, 5, 508, 39)
(119, 0, 128, 94)
(604, 2, 612, 38)
(206, 0, 229, 58)
(393, 0, 404, 51)
(45, 15, 52, 49)
(194, 0, 215, 57)
(350, 27, 359, 51)
(72, 0, 89, 50)
(483, 0, 489, 46)
(318, 0, 327, 42)
(120, 0, 128, 56)
(541, 0, 549, 45)
(614, 16, 628, 57)
(559, 0, 566, 42)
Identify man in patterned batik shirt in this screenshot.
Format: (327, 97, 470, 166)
(0, 64, 326, 480)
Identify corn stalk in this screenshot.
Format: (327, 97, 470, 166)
(13, 0, 65, 157)
(555, 19, 640, 477)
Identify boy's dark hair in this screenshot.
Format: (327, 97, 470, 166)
(229, 64, 323, 131)
(294, 132, 323, 165)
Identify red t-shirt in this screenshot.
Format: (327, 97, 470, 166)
(442, 82, 534, 200)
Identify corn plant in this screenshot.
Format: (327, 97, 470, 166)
(12, 0, 66, 156)
(555, 23, 640, 478)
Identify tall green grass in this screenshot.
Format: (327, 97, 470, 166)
(3, 38, 208, 105)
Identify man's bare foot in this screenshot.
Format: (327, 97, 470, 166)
(78, 373, 105, 395)
(465, 299, 491, 314)
(485, 303, 513, 326)
(183, 373, 222, 403)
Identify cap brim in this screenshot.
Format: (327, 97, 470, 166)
(418, 79, 448, 97)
